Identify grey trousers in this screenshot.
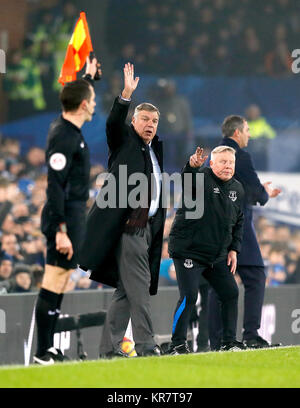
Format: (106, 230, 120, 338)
(99, 222, 156, 355)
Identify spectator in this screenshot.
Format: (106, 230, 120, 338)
(260, 240, 272, 269)
(245, 104, 276, 171)
(0, 263, 32, 293)
(209, 44, 232, 75)
(245, 104, 276, 140)
(1, 213, 17, 234)
(0, 258, 13, 282)
(10, 263, 33, 293)
(161, 36, 183, 74)
(12, 203, 30, 220)
(21, 236, 45, 267)
(1, 138, 21, 162)
(37, 40, 58, 111)
(285, 233, 300, 284)
(29, 11, 56, 55)
(0, 179, 14, 228)
(148, 78, 194, 168)
(7, 160, 25, 182)
(285, 253, 298, 284)
(51, 1, 79, 93)
(101, 72, 123, 114)
(265, 40, 293, 78)
(3, 46, 46, 121)
(0, 233, 24, 263)
(22, 147, 46, 179)
(28, 180, 47, 215)
(258, 222, 277, 242)
(233, 27, 265, 75)
(267, 248, 287, 286)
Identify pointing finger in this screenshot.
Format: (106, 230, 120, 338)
(197, 147, 204, 157)
(67, 247, 73, 261)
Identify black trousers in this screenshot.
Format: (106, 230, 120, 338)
(208, 265, 266, 350)
(171, 258, 239, 346)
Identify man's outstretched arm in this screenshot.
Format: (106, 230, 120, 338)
(106, 63, 140, 151)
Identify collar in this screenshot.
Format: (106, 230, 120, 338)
(221, 137, 240, 151)
(208, 167, 234, 186)
(60, 114, 81, 133)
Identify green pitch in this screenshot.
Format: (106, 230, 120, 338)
(1, 346, 300, 388)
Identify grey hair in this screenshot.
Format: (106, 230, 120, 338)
(211, 146, 236, 161)
(133, 102, 160, 118)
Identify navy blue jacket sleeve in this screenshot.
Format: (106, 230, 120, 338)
(235, 150, 269, 206)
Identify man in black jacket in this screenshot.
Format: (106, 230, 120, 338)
(208, 115, 281, 350)
(168, 145, 245, 353)
(78, 63, 165, 357)
(33, 57, 99, 365)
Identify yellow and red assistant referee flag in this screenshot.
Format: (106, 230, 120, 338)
(58, 11, 93, 86)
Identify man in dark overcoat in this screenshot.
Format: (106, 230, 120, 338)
(79, 63, 165, 356)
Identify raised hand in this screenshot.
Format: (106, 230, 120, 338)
(121, 63, 140, 99)
(263, 181, 282, 198)
(85, 56, 101, 80)
(189, 147, 208, 168)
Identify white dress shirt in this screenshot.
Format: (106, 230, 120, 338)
(148, 142, 162, 217)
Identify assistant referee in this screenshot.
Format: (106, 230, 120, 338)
(33, 57, 99, 365)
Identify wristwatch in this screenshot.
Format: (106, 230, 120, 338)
(57, 222, 67, 233)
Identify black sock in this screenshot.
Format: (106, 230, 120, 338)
(35, 288, 59, 357)
(50, 293, 64, 347)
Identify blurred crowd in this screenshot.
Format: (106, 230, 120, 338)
(108, 0, 297, 76)
(0, 134, 299, 295)
(3, 0, 299, 123)
(0, 135, 106, 294)
(3, 2, 78, 121)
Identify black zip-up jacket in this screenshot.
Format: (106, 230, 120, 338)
(168, 163, 244, 265)
(43, 115, 90, 228)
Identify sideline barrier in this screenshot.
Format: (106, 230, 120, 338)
(0, 285, 299, 365)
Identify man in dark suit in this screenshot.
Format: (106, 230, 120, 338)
(208, 115, 281, 350)
(78, 63, 165, 357)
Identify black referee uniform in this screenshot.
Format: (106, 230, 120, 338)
(33, 66, 98, 364)
(41, 115, 90, 269)
(168, 162, 244, 352)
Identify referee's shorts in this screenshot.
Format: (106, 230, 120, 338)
(41, 201, 86, 270)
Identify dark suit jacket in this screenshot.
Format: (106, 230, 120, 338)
(217, 138, 269, 266)
(79, 97, 165, 295)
